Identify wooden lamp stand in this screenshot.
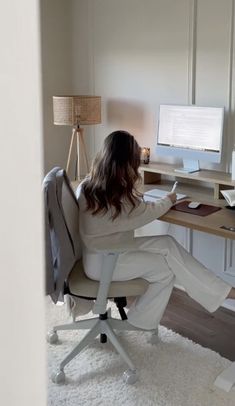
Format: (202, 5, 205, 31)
(66, 126, 89, 181)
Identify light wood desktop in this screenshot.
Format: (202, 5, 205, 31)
(140, 162, 235, 241)
(72, 165, 235, 240)
(161, 200, 235, 240)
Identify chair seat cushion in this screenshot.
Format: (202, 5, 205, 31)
(68, 259, 149, 299)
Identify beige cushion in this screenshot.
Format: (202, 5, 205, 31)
(68, 259, 149, 299)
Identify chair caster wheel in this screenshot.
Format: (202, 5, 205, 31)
(149, 333, 159, 345)
(51, 370, 66, 384)
(123, 369, 138, 384)
(47, 331, 59, 344)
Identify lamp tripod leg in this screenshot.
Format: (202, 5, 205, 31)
(66, 128, 76, 174)
(79, 129, 89, 173)
(76, 130, 81, 181)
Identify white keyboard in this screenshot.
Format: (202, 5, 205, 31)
(144, 188, 187, 201)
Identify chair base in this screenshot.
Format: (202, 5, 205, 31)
(48, 310, 158, 384)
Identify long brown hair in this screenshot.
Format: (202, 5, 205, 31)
(82, 130, 143, 219)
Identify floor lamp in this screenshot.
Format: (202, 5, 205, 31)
(53, 95, 101, 180)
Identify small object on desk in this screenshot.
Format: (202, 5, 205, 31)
(188, 201, 201, 209)
(141, 147, 150, 164)
(220, 225, 235, 232)
(221, 189, 235, 208)
(225, 205, 235, 210)
(172, 200, 221, 216)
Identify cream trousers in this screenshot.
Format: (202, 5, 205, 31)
(83, 235, 231, 330)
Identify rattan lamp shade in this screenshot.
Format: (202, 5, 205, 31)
(53, 95, 101, 126)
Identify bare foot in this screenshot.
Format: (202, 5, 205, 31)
(227, 287, 235, 300)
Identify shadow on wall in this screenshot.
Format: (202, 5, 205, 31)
(107, 99, 146, 133)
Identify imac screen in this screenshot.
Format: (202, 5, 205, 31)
(156, 105, 224, 172)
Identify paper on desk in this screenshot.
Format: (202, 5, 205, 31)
(144, 188, 187, 201)
(144, 195, 160, 202)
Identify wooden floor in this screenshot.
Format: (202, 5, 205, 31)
(161, 288, 235, 361)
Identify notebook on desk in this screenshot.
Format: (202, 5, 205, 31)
(144, 188, 187, 201)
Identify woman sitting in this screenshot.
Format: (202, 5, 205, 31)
(76, 130, 235, 330)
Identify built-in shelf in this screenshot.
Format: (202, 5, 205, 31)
(140, 162, 235, 199)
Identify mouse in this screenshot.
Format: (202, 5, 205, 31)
(188, 201, 201, 209)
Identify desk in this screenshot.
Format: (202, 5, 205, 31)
(138, 161, 235, 240)
(161, 202, 235, 241)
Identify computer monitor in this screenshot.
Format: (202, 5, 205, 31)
(156, 104, 224, 173)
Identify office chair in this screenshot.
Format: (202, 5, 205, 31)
(44, 168, 158, 385)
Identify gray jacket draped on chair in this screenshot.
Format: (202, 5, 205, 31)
(43, 167, 81, 303)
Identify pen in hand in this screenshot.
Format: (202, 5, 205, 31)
(167, 181, 178, 204)
(171, 181, 178, 193)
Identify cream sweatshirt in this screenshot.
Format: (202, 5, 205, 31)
(76, 185, 173, 251)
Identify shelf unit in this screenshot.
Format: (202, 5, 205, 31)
(140, 162, 235, 199)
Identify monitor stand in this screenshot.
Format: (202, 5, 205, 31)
(174, 159, 200, 174)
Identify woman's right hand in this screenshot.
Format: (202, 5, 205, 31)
(167, 192, 177, 204)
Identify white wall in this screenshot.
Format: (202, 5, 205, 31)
(90, 0, 190, 156)
(41, 0, 235, 175)
(71, 0, 235, 173)
(70, 0, 97, 171)
(41, 0, 73, 174)
(0, 1, 46, 405)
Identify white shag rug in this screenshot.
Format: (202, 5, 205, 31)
(46, 298, 235, 406)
